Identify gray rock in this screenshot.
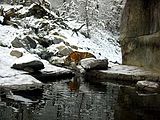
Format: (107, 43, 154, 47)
(11, 36, 37, 49)
(24, 36, 37, 49)
(136, 81, 160, 93)
(11, 37, 24, 48)
(55, 44, 73, 57)
(70, 44, 78, 50)
(80, 58, 108, 70)
(53, 36, 65, 44)
(11, 60, 44, 72)
(58, 46, 73, 56)
(10, 50, 23, 58)
(35, 37, 51, 48)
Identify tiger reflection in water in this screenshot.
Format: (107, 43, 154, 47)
(67, 77, 81, 92)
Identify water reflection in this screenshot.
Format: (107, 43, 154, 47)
(67, 76, 80, 92)
(0, 78, 160, 120)
(34, 80, 119, 120)
(115, 86, 160, 120)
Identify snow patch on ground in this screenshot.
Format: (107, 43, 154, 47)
(0, 46, 42, 86)
(0, 24, 22, 47)
(14, 54, 41, 64)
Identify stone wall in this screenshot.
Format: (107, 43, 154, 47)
(120, 0, 160, 71)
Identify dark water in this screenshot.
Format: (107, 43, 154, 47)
(0, 77, 160, 120)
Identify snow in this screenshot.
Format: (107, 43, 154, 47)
(0, 4, 122, 87)
(59, 27, 122, 63)
(137, 81, 159, 89)
(14, 54, 41, 64)
(80, 58, 96, 69)
(0, 16, 4, 23)
(0, 46, 42, 86)
(41, 59, 71, 73)
(0, 24, 22, 47)
(0, 4, 23, 11)
(0, 75, 41, 86)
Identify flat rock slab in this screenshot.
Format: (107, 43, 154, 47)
(31, 60, 74, 82)
(0, 74, 43, 92)
(86, 65, 160, 83)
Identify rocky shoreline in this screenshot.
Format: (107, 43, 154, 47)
(85, 65, 160, 93)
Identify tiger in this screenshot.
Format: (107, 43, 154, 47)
(64, 51, 96, 65)
(68, 79, 80, 92)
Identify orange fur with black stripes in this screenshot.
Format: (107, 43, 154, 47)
(64, 51, 96, 65)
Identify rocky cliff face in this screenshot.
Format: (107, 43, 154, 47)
(120, 0, 160, 71)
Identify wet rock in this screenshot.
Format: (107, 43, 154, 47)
(136, 81, 160, 93)
(11, 36, 37, 49)
(10, 50, 23, 58)
(12, 60, 44, 72)
(80, 58, 108, 70)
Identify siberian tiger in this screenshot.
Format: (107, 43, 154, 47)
(68, 79, 80, 92)
(64, 51, 96, 65)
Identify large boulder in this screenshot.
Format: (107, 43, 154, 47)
(120, 0, 160, 71)
(12, 60, 44, 72)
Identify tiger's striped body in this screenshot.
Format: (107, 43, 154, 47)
(64, 51, 96, 65)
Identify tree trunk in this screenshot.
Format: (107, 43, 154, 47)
(85, 0, 90, 38)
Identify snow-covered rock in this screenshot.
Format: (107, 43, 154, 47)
(80, 58, 108, 70)
(11, 54, 44, 72)
(136, 81, 160, 93)
(49, 56, 65, 65)
(32, 60, 74, 81)
(48, 42, 73, 57)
